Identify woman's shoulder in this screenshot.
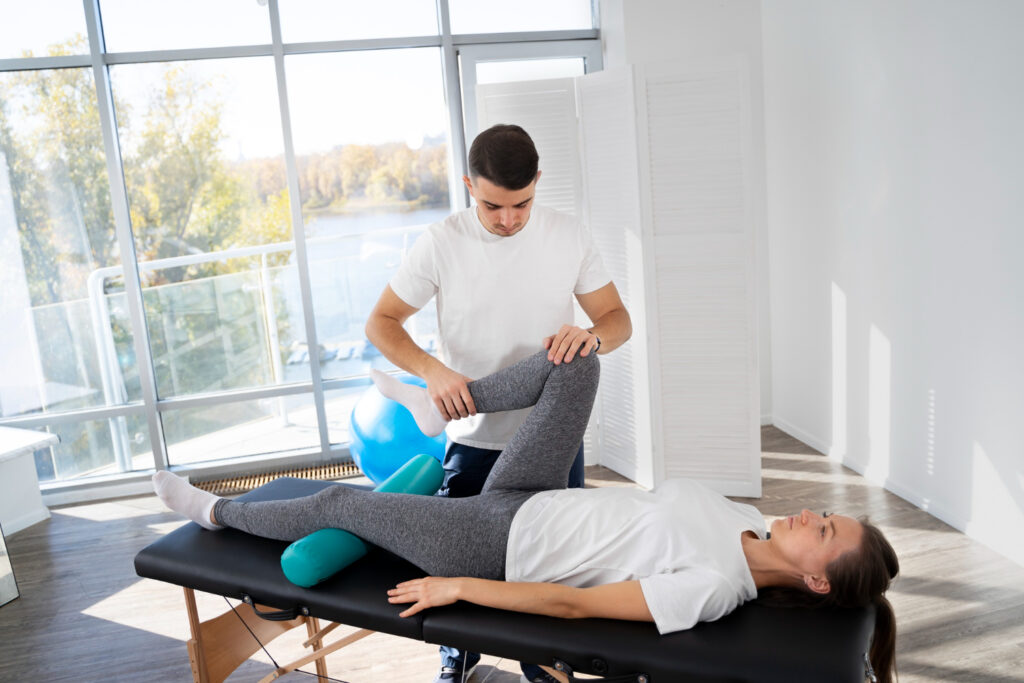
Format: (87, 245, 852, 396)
(639, 567, 748, 634)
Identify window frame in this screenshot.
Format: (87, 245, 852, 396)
(0, 0, 601, 503)
(459, 39, 603, 154)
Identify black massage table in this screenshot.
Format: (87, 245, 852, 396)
(135, 478, 876, 683)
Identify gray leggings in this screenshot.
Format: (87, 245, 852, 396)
(214, 350, 600, 579)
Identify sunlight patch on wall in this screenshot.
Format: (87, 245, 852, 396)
(926, 389, 937, 478)
(968, 442, 1024, 567)
(866, 324, 891, 483)
(830, 282, 847, 460)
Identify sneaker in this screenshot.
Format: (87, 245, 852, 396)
(520, 672, 562, 683)
(434, 663, 478, 682)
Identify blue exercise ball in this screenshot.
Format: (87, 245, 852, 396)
(349, 375, 446, 484)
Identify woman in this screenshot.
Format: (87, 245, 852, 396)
(154, 350, 899, 683)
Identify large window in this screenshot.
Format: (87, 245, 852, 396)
(0, 65, 150, 479)
(286, 48, 449, 444)
(0, 0, 600, 498)
(112, 57, 297, 396)
(448, 0, 593, 34)
(0, 0, 88, 58)
(278, 0, 439, 42)
(99, 0, 272, 52)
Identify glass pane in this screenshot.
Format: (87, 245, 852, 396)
(325, 384, 368, 445)
(0, 0, 88, 59)
(0, 68, 141, 420)
(34, 414, 153, 482)
(280, 0, 438, 43)
(449, 0, 593, 34)
(111, 58, 304, 398)
(141, 266, 308, 396)
(477, 57, 585, 84)
(99, 0, 270, 52)
(306, 227, 440, 376)
(286, 49, 449, 381)
(163, 395, 320, 466)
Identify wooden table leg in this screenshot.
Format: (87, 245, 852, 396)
(305, 617, 329, 682)
(184, 588, 209, 683)
(182, 588, 312, 683)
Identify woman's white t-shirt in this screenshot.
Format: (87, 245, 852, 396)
(505, 479, 766, 634)
(389, 205, 610, 449)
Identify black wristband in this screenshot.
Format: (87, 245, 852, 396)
(593, 335, 601, 352)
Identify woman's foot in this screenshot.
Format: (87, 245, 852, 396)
(152, 470, 223, 530)
(370, 370, 449, 437)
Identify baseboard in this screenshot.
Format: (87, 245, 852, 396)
(41, 477, 155, 507)
(766, 415, 1023, 568)
(767, 416, 832, 457)
(2, 506, 51, 536)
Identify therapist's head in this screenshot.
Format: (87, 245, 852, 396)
(463, 124, 541, 237)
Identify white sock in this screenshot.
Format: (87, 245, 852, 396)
(152, 470, 223, 530)
(370, 369, 449, 437)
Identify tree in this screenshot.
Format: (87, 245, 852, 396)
(0, 38, 114, 307)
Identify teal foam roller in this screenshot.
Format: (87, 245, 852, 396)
(280, 453, 444, 587)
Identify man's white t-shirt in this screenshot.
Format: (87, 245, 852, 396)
(389, 205, 610, 449)
(504, 479, 767, 635)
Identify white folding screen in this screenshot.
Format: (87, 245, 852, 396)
(475, 78, 583, 217)
(475, 59, 761, 496)
(637, 58, 761, 496)
(576, 68, 654, 489)
(475, 77, 601, 463)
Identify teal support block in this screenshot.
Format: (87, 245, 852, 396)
(280, 453, 444, 587)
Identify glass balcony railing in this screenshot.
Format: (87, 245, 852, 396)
(8, 223, 438, 482)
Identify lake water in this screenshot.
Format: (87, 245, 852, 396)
(305, 207, 452, 238)
(280, 206, 449, 383)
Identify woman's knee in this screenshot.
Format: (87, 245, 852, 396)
(314, 484, 352, 507)
(555, 349, 600, 380)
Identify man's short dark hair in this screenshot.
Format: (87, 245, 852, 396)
(467, 124, 539, 190)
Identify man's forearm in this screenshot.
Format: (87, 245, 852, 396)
(588, 307, 632, 355)
(365, 314, 442, 379)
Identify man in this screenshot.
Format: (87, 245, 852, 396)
(365, 124, 631, 683)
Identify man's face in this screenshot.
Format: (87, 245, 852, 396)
(463, 172, 540, 237)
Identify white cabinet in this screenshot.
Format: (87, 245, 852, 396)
(0, 426, 57, 534)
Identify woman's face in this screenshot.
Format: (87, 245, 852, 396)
(769, 509, 864, 591)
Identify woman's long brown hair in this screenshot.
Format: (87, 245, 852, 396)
(757, 518, 899, 682)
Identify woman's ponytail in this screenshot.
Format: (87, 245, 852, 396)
(830, 520, 898, 683)
(868, 594, 897, 683)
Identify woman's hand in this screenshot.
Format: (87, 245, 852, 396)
(388, 577, 462, 617)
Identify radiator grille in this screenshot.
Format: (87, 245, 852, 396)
(193, 461, 363, 496)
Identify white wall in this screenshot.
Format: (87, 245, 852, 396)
(763, 0, 1024, 566)
(600, 0, 773, 422)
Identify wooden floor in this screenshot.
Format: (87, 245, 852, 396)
(1, 426, 1022, 682)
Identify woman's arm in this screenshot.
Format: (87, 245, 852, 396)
(388, 577, 654, 622)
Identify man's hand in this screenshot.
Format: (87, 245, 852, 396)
(388, 577, 462, 617)
(424, 364, 476, 421)
(543, 324, 599, 365)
